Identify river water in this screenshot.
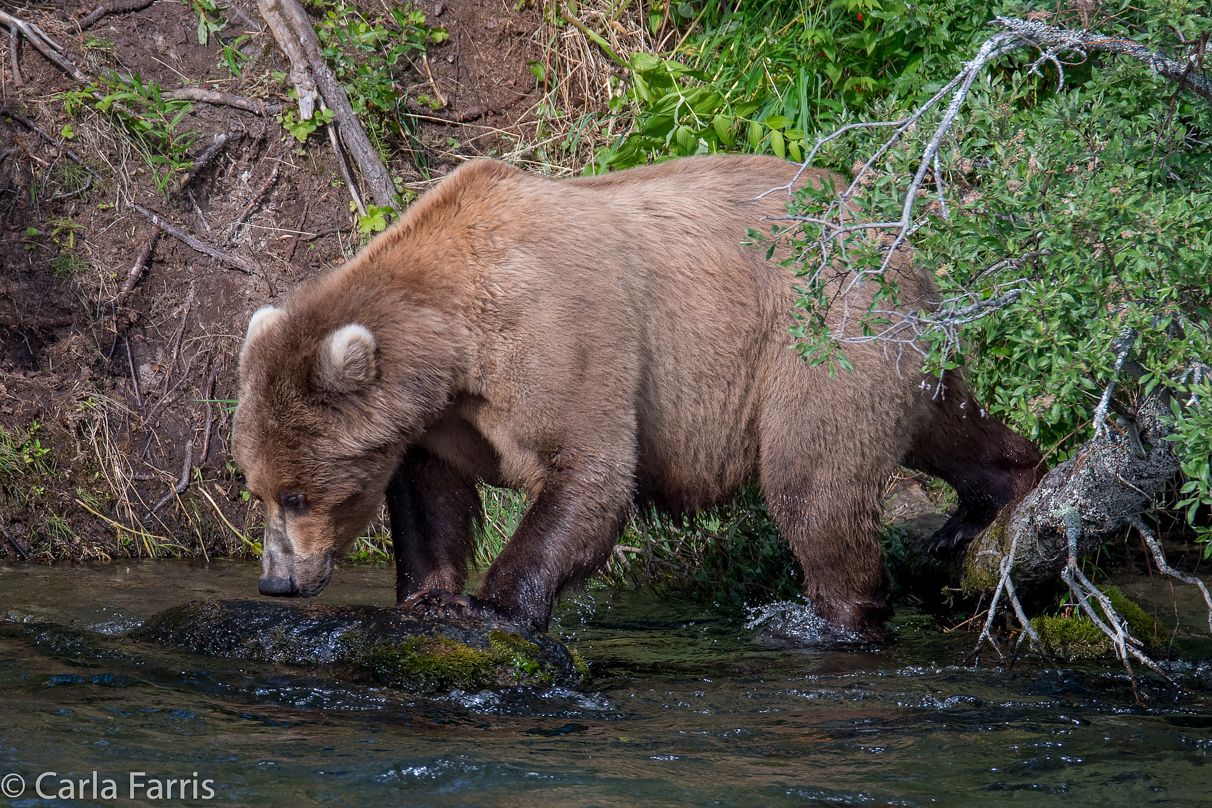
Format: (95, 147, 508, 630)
(1, 560, 1210, 807)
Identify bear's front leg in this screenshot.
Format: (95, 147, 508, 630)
(472, 471, 632, 630)
(386, 448, 481, 604)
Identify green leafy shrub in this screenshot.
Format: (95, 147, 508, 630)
(593, 0, 996, 172)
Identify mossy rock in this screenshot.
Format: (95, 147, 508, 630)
(134, 599, 582, 692)
(1029, 586, 1167, 661)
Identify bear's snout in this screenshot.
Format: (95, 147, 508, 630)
(258, 574, 297, 597)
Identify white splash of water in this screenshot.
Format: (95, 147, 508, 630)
(744, 600, 867, 646)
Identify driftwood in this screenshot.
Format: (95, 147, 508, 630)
(258, 0, 399, 212)
(964, 394, 1179, 586)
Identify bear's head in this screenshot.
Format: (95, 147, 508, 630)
(233, 305, 408, 598)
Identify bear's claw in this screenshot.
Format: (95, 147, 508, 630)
(399, 589, 507, 621)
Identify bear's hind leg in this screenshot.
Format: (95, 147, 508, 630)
(904, 372, 1044, 554)
(386, 448, 481, 604)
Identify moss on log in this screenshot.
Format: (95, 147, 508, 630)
(134, 599, 582, 691)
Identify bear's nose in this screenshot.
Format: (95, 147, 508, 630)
(259, 575, 296, 596)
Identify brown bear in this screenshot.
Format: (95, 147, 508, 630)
(233, 155, 1042, 640)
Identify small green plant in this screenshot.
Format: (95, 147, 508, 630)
(60, 72, 197, 193)
(355, 204, 394, 234)
(310, 1, 446, 160)
(278, 106, 335, 143)
(0, 422, 52, 483)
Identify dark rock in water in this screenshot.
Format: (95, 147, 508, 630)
(134, 600, 584, 691)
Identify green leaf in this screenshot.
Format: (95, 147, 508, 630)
(770, 128, 785, 159)
(748, 121, 763, 151)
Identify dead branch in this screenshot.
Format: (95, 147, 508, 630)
(8, 25, 21, 88)
(786, 17, 1211, 351)
(116, 229, 160, 308)
(0, 9, 89, 85)
(150, 439, 193, 515)
(227, 162, 280, 244)
(162, 285, 196, 397)
(131, 203, 257, 274)
(257, 0, 317, 119)
(162, 88, 283, 116)
(198, 359, 220, 464)
(994, 17, 1212, 106)
(182, 130, 244, 193)
(0, 105, 95, 169)
(2, 525, 29, 560)
(285, 196, 309, 263)
(78, 0, 155, 30)
(125, 336, 142, 408)
(258, 0, 399, 212)
(326, 107, 365, 217)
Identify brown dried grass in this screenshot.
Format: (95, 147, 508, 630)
(523, 0, 658, 174)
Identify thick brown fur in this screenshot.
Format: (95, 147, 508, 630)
(233, 155, 1042, 638)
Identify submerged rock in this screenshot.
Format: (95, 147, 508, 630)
(134, 599, 583, 691)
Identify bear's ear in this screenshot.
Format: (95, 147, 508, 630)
(244, 306, 283, 346)
(240, 306, 283, 365)
(315, 324, 378, 394)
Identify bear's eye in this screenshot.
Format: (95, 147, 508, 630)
(278, 492, 308, 512)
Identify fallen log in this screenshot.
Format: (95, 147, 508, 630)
(962, 393, 1179, 590)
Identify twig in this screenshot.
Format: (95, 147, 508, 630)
(78, 0, 155, 30)
(0, 10, 89, 85)
(182, 130, 244, 193)
(130, 203, 256, 274)
(1092, 327, 1138, 441)
(227, 162, 280, 244)
(420, 53, 447, 107)
(1058, 505, 1177, 693)
(8, 26, 21, 89)
(150, 439, 193, 515)
(161, 285, 195, 396)
(1130, 516, 1212, 635)
(285, 196, 309, 263)
(144, 350, 202, 425)
(162, 88, 282, 116)
(115, 229, 160, 309)
(125, 335, 142, 408)
(198, 360, 220, 464)
(994, 17, 1212, 105)
(2, 526, 29, 560)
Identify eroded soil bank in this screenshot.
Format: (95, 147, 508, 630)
(1, 0, 549, 562)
